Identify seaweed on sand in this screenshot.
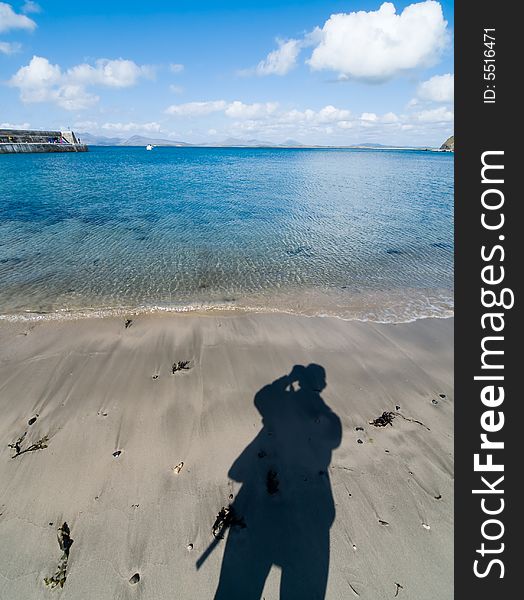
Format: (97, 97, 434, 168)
(212, 505, 246, 539)
(9, 432, 49, 458)
(172, 360, 191, 374)
(369, 410, 430, 431)
(369, 411, 395, 427)
(395, 582, 404, 597)
(44, 522, 73, 589)
(8, 432, 26, 455)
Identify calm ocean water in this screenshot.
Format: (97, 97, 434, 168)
(0, 147, 453, 322)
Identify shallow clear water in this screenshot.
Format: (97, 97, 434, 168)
(0, 147, 453, 322)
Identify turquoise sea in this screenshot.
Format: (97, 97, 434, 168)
(0, 147, 453, 322)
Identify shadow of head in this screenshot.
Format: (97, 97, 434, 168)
(291, 363, 326, 393)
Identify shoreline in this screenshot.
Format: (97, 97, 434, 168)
(0, 288, 454, 325)
(0, 304, 455, 324)
(0, 313, 453, 599)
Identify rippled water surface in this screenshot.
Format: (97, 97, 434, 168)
(0, 147, 453, 321)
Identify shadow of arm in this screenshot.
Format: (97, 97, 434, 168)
(328, 411, 343, 450)
(254, 374, 292, 413)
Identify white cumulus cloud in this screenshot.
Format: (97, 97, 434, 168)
(9, 55, 151, 110)
(22, 1, 41, 13)
(316, 105, 351, 123)
(165, 100, 228, 116)
(416, 72, 453, 102)
(165, 100, 278, 120)
(382, 112, 400, 123)
(224, 101, 279, 119)
(255, 39, 301, 76)
(164, 96, 452, 146)
(67, 59, 153, 88)
(169, 63, 184, 74)
(0, 1, 36, 32)
(101, 121, 162, 133)
(413, 106, 453, 122)
(55, 84, 99, 110)
(307, 1, 448, 82)
(0, 40, 20, 53)
(166, 101, 351, 124)
(9, 55, 62, 102)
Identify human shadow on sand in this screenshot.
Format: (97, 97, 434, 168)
(203, 364, 342, 600)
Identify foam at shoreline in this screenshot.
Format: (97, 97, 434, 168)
(0, 292, 454, 324)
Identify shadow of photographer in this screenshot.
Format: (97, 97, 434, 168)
(208, 363, 342, 599)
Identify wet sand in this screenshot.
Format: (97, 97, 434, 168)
(0, 314, 453, 599)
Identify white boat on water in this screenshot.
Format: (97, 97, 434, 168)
(146, 144, 154, 151)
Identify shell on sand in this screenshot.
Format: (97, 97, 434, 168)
(173, 461, 184, 474)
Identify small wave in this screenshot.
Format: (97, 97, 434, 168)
(0, 292, 454, 324)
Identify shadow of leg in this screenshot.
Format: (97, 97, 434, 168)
(214, 528, 272, 600)
(279, 533, 330, 600)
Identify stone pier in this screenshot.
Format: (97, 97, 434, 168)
(0, 129, 88, 154)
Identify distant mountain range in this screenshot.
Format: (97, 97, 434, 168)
(77, 133, 310, 147)
(77, 132, 444, 150)
(120, 135, 191, 147)
(78, 133, 191, 146)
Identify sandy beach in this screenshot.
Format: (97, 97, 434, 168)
(0, 314, 453, 599)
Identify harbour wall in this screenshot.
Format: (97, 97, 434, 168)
(0, 143, 88, 154)
(0, 129, 88, 154)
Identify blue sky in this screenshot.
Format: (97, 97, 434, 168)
(1, 1, 454, 145)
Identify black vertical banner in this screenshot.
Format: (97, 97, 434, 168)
(455, 1, 519, 598)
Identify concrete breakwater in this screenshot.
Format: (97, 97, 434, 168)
(0, 143, 88, 153)
(0, 129, 88, 154)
